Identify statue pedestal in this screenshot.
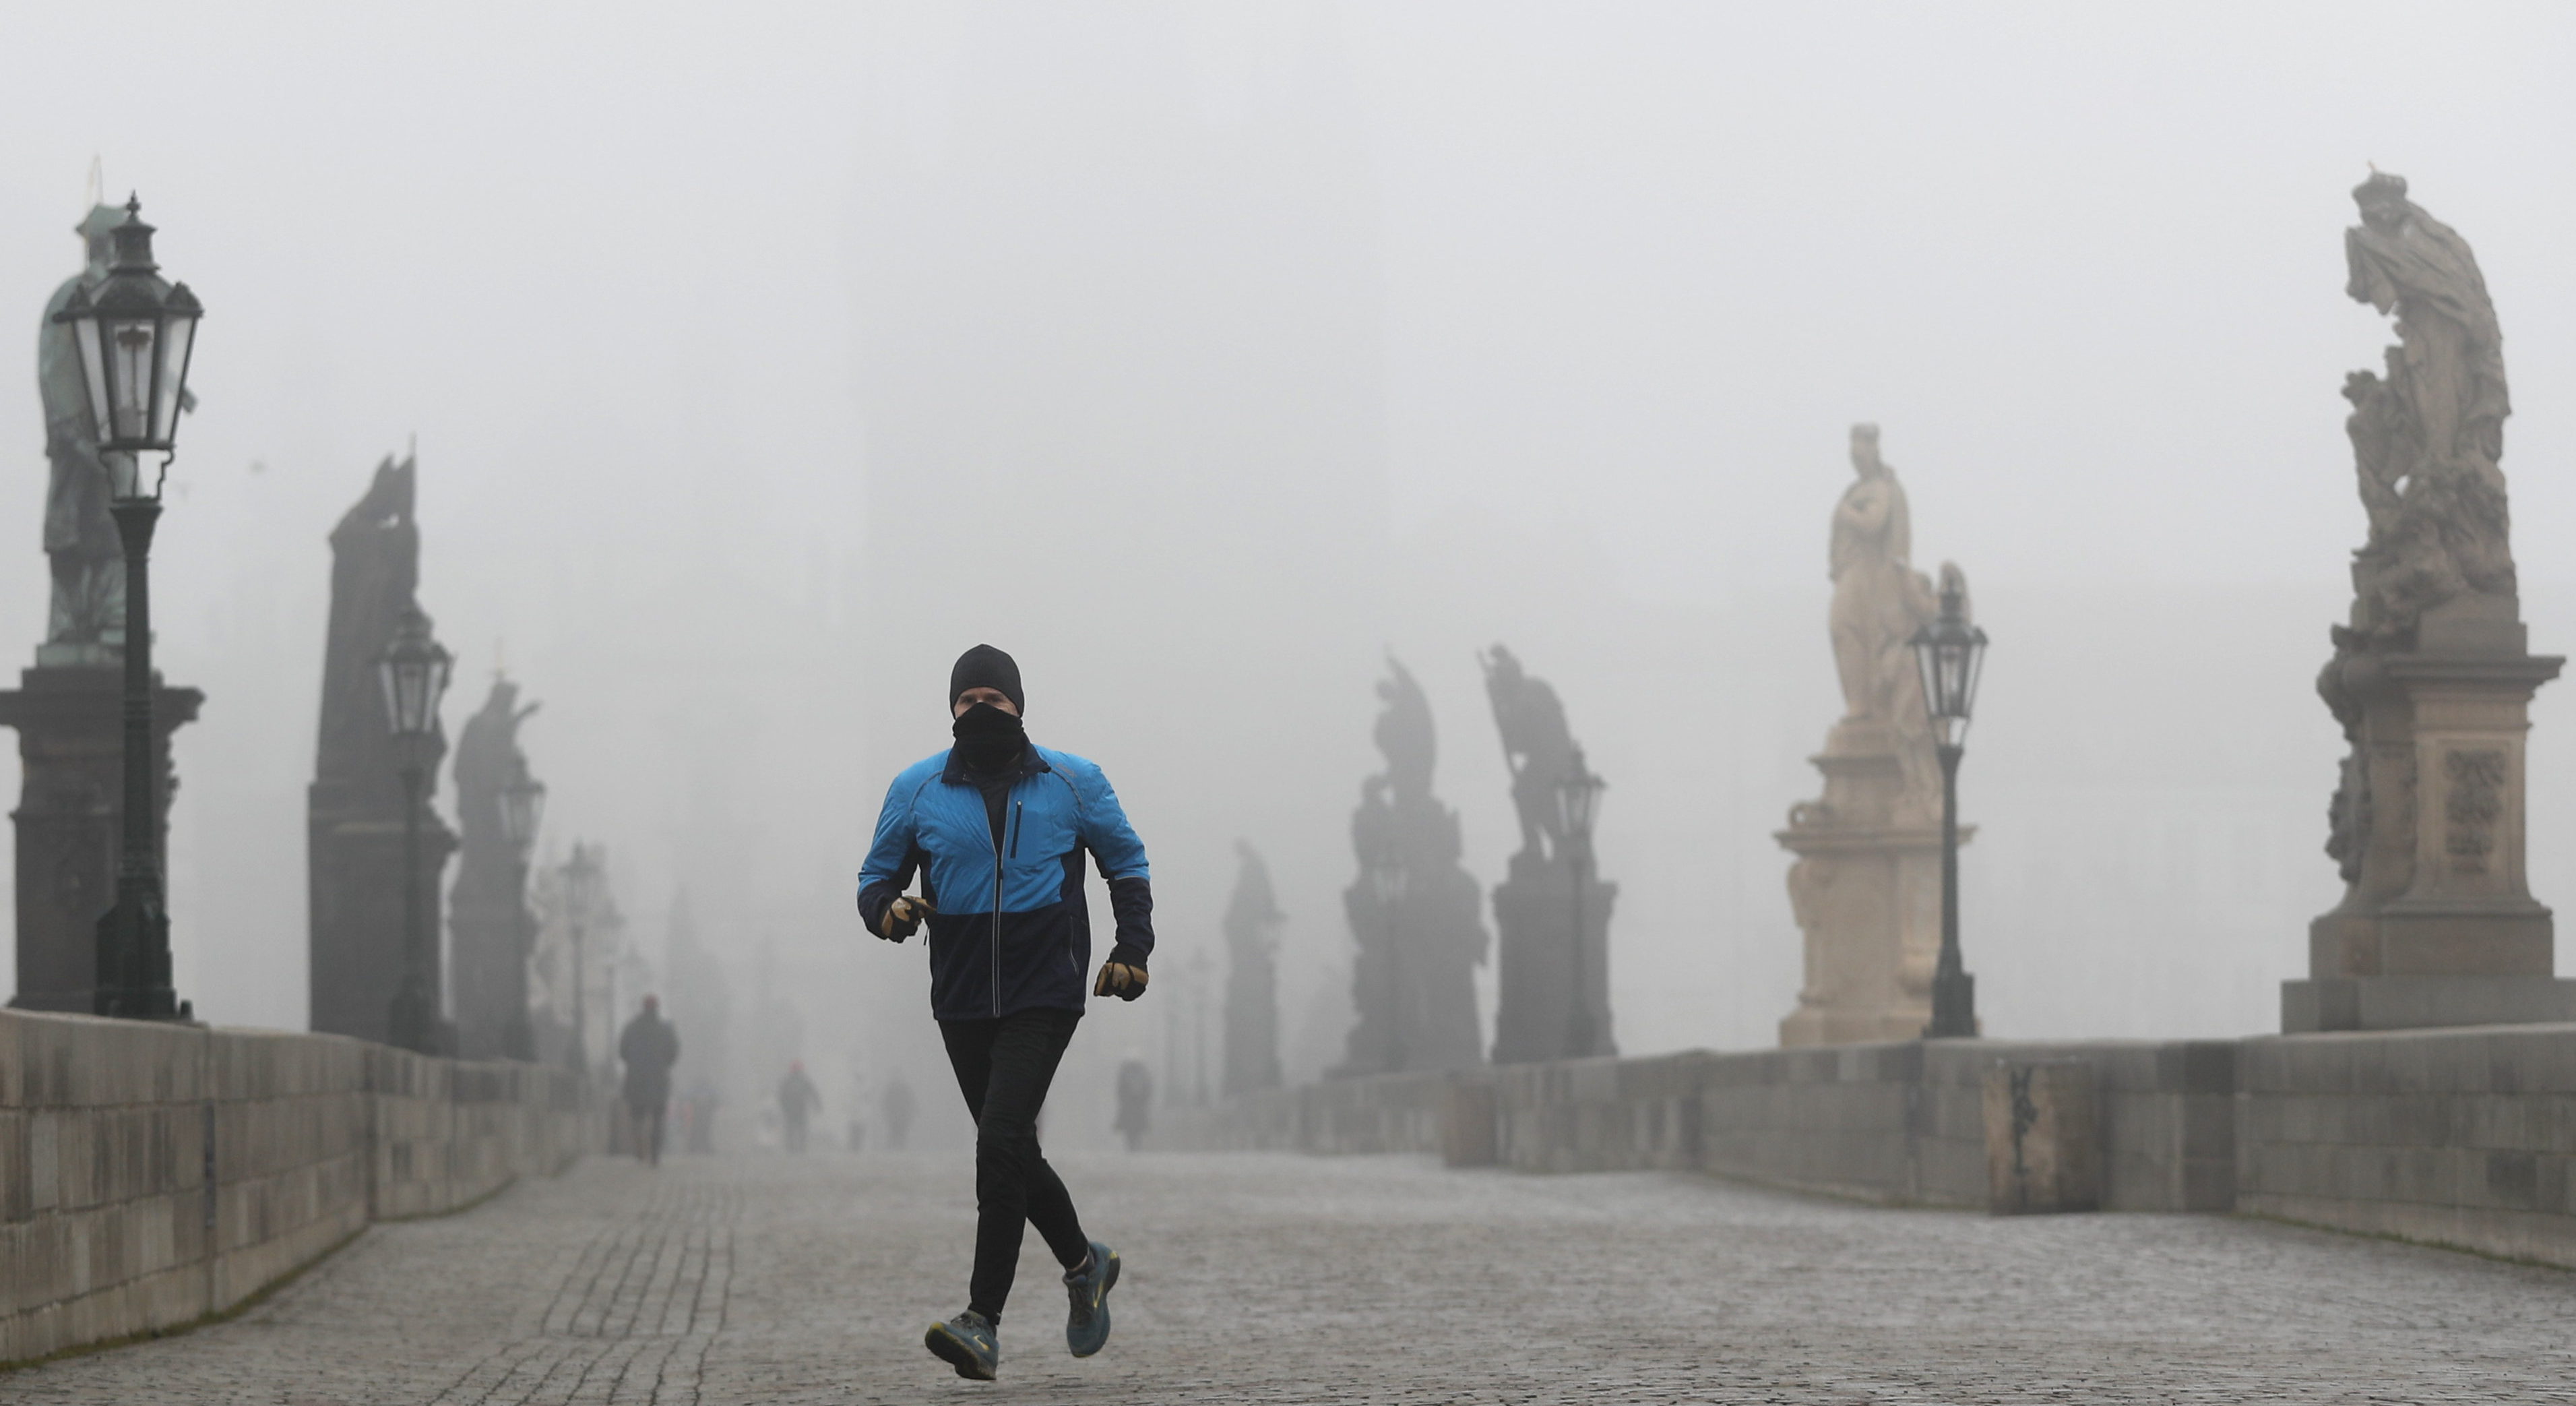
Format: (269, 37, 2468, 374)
(1489, 851, 1616, 1064)
(1777, 721, 1970, 1046)
(0, 665, 201, 1012)
(2291, 619, 2569, 1032)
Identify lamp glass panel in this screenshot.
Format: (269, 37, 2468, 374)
(102, 452, 142, 500)
(71, 315, 111, 433)
(105, 317, 156, 443)
(150, 311, 194, 444)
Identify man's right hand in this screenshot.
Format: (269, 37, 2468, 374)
(879, 895, 936, 942)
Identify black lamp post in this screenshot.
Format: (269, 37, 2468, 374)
(498, 767, 546, 1060)
(1554, 747, 1606, 1058)
(1911, 574, 1989, 1039)
(563, 843, 602, 1074)
(377, 605, 453, 1053)
(56, 196, 203, 1021)
(1364, 843, 1410, 1072)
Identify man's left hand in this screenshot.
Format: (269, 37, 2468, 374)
(1093, 961, 1149, 1001)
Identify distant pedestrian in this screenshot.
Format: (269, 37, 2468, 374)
(779, 1061, 822, 1154)
(859, 644, 1154, 1380)
(617, 996, 681, 1168)
(681, 1078, 721, 1154)
(1114, 1056, 1154, 1153)
(882, 1073, 916, 1151)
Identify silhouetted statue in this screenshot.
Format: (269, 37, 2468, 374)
(1482, 644, 1616, 1063)
(309, 456, 455, 1044)
(1221, 840, 1284, 1096)
(1335, 657, 1487, 1076)
(34, 205, 129, 663)
(449, 675, 541, 1059)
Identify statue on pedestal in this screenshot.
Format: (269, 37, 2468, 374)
(1777, 425, 1967, 1046)
(1, 204, 201, 1012)
(1482, 644, 1615, 1064)
(309, 455, 457, 1045)
(1220, 840, 1284, 1096)
(449, 675, 540, 1060)
(2294, 173, 2572, 1033)
(1333, 657, 1487, 1076)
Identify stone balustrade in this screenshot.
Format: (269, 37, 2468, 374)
(0, 1008, 602, 1365)
(1161, 1023, 2576, 1266)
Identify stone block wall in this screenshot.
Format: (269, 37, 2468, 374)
(0, 1008, 601, 1365)
(2236, 1024, 2576, 1266)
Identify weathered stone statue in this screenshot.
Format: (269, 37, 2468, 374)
(34, 206, 129, 665)
(1220, 840, 1284, 1096)
(1482, 644, 1615, 1064)
(449, 675, 540, 1060)
(1829, 424, 1942, 820)
(1778, 425, 1970, 1045)
(1334, 657, 1488, 1076)
(2293, 173, 2572, 1032)
(309, 455, 456, 1045)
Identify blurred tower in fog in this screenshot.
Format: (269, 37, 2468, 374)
(1221, 841, 1284, 1095)
(851, 7, 1387, 958)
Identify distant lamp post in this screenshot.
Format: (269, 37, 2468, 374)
(1365, 843, 1410, 1072)
(1911, 572, 1989, 1039)
(1554, 747, 1606, 1057)
(563, 844, 602, 1074)
(377, 605, 453, 1053)
(498, 768, 545, 1060)
(57, 196, 204, 1020)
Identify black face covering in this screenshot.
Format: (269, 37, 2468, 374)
(951, 702, 1027, 774)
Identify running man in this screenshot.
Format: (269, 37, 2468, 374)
(858, 644, 1154, 1380)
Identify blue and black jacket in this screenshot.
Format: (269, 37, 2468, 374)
(856, 742, 1154, 1021)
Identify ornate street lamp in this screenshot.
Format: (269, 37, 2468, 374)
(57, 197, 203, 1020)
(1911, 571, 1989, 1039)
(377, 605, 453, 1053)
(1554, 747, 1607, 1058)
(563, 843, 602, 1074)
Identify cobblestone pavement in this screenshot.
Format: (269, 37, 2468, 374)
(9, 1150, 2576, 1404)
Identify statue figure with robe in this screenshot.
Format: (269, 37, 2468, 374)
(1220, 840, 1284, 1096)
(449, 675, 542, 1060)
(1480, 644, 1616, 1063)
(1827, 424, 1941, 819)
(34, 206, 129, 662)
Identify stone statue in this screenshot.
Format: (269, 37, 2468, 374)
(2293, 174, 2572, 1035)
(1778, 425, 1972, 1045)
(1220, 840, 1284, 1096)
(1480, 645, 1616, 1063)
(449, 675, 542, 1060)
(1478, 644, 1577, 861)
(34, 206, 130, 663)
(1827, 424, 1941, 819)
(1333, 656, 1488, 1075)
(2335, 170, 2515, 649)
(309, 454, 455, 1044)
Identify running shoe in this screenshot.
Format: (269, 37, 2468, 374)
(1064, 1240, 1121, 1357)
(925, 1309, 1000, 1380)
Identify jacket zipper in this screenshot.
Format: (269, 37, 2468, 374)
(1010, 802, 1023, 859)
(989, 785, 1006, 1017)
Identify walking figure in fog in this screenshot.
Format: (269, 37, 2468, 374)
(881, 1072, 916, 1151)
(617, 995, 679, 1168)
(1114, 1054, 1154, 1152)
(778, 1061, 821, 1154)
(858, 644, 1155, 1380)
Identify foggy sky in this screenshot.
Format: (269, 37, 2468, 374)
(3, 3, 2575, 1122)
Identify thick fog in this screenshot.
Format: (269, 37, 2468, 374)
(3, 3, 2575, 1147)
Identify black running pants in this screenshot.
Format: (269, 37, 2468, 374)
(939, 1008, 1090, 1321)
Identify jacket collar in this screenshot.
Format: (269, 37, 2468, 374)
(941, 740, 1050, 787)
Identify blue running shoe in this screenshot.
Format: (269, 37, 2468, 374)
(1063, 1240, 1120, 1357)
(925, 1309, 999, 1380)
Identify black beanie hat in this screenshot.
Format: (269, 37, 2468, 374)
(949, 644, 1024, 714)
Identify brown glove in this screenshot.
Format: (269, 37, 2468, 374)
(1092, 961, 1149, 1001)
(879, 895, 935, 942)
